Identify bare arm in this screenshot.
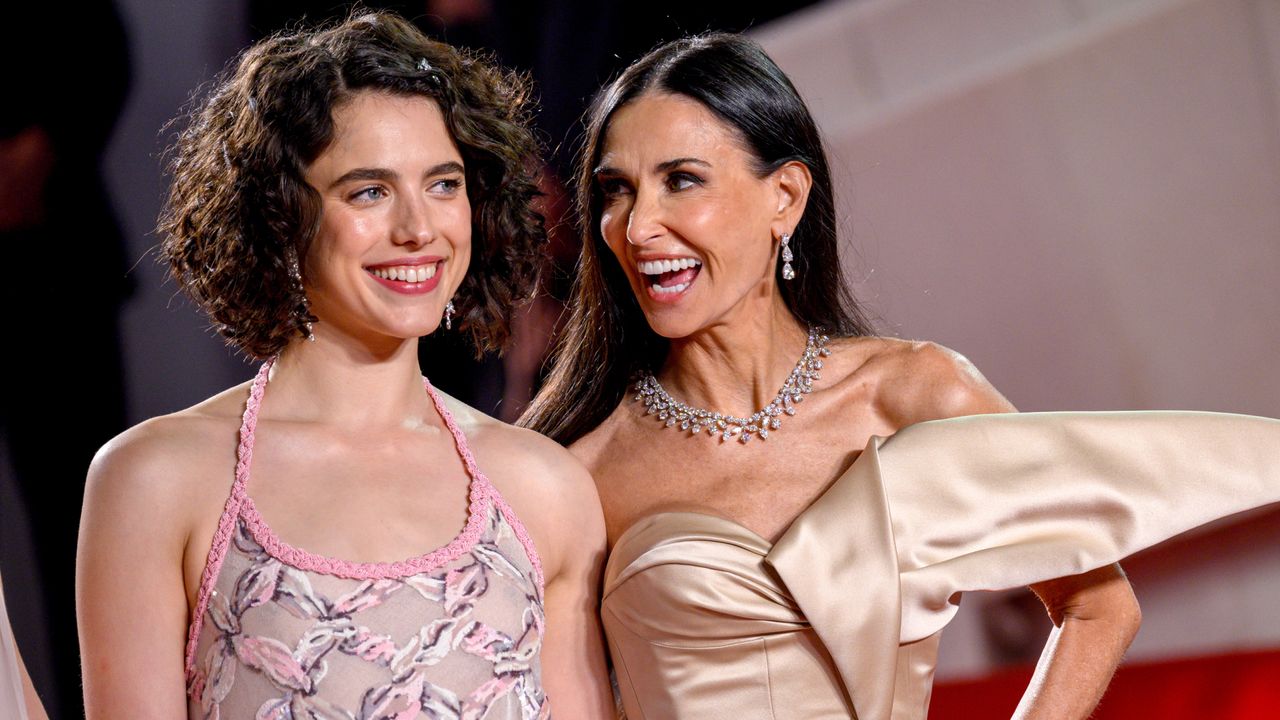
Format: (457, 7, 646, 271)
(533, 460, 615, 718)
(1016, 566, 1141, 719)
(473, 418, 616, 718)
(889, 342, 1141, 719)
(77, 430, 192, 718)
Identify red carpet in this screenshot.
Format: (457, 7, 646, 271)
(930, 648, 1280, 719)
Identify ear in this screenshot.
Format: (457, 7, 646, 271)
(770, 160, 813, 237)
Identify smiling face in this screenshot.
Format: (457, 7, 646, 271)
(301, 91, 470, 347)
(595, 92, 804, 339)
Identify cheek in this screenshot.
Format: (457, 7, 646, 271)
(600, 207, 629, 258)
(443, 199, 473, 250)
(312, 209, 371, 261)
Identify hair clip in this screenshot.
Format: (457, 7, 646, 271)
(416, 57, 432, 72)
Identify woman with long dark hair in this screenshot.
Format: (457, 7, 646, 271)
(77, 13, 613, 719)
(522, 33, 1280, 719)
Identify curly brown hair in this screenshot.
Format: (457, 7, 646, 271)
(159, 11, 545, 359)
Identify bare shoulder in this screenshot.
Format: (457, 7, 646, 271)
(439, 395, 595, 491)
(85, 382, 249, 529)
(564, 401, 631, 477)
(848, 336, 1015, 427)
(435, 394, 604, 563)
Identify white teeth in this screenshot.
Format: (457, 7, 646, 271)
(638, 258, 702, 276)
(370, 263, 440, 282)
(651, 281, 690, 295)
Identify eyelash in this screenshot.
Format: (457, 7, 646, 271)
(351, 186, 388, 202)
(599, 178, 629, 197)
(348, 178, 463, 203)
(666, 172, 702, 191)
(431, 177, 463, 193)
(598, 171, 703, 198)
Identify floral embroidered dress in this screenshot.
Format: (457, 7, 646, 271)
(185, 361, 549, 719)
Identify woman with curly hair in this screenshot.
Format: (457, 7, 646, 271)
(77, 13, 612, 719)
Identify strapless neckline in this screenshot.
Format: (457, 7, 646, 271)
(610, 510, 772, 555)
(603, 510, 783, 604)
(597, 411, 1280, 720)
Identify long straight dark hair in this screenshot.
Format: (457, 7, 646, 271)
(520, 33, 874, 445)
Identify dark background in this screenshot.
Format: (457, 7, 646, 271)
(0, 2, 818, 716)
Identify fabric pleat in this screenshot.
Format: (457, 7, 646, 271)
(602, 411, 1280, 720)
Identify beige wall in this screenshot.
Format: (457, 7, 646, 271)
(756, 0, 1280, 677)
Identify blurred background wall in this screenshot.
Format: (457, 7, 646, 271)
(1, 0, 1276, 717)
(754, 0, 1280, 713)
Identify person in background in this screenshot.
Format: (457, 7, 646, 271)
(1, 569, 51, 720)
(0, 4, 131, 718)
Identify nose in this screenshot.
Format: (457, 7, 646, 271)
(392, 193, 435, 248)
(625, 186, 664, 246)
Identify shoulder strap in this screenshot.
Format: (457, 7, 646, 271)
(183, 359, 273, 681)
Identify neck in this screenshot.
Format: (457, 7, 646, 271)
(265, 328, 431, 430)
(660, 292, 810, 417)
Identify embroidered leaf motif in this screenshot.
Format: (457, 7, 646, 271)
(275, 566, 330, 620)
(294, 618, 356, 675)
(340, 626, 398, 665)
(443, 562, 488, 616)
(460, 675, 518, 720)
(331, 578, 403, 616)
(471, 542, 523, 581)
(456, 620, 513, 662)
(235, 521, 269, 560)
(255, 696, 291, 720)
(390, 617, 459, 679)
(208, 591, 240, 636)
(194, 504, 549, 719)
(203, 632, 239, 707)
(291, 693, 358, 720)
(202, 636, 237, 711)
(493, 609, 544, 676)
(359, 671, 462, 720)
(235, 635, 312, 693)
(403, 574, 445, 603)
(234, 558, 283, 615)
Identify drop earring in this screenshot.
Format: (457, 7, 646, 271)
(780, 233, 795, 281)
(444, 300, 455, 330)
(285, 245, 315, 341)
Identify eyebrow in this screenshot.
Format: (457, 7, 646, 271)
(593, 157, 712, 177)
(328, 161, 465, 189)
(656, 157, 711, 173)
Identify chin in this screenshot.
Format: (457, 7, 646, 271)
(640, 307, 704, 341)
(370, 314, 444, 342)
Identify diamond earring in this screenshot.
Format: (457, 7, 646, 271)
(780, 233, 795, 281)
(444, 300, 455, 330)
(285, 245, 315, 341)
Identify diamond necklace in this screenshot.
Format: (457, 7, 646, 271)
(634, 327, 831, 445)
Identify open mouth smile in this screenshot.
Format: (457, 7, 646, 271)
(366, 259, 444, 295)
(638, 257, 701, 301)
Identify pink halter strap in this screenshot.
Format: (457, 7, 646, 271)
(182, 359, 545, 680)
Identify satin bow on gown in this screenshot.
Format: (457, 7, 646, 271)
(601, 411, 1280, 719)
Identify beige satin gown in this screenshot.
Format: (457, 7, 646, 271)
(600, 411, 1280, 719)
